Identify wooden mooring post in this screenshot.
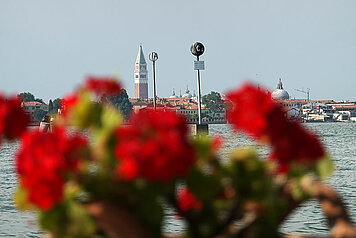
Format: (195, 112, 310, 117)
(191, 123, 209, 136)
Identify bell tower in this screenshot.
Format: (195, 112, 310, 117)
(134, 43, 148, 99)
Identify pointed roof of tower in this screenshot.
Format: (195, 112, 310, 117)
(136, 43, 146, 64)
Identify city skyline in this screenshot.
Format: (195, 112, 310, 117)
(1, 0, 355, 102)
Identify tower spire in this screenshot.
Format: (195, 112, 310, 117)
(136, 43, 147, 65)
(134, 43, 148, 99)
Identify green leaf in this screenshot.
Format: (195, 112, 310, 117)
(100, 105, 123, 131)
(67, 201, 96, 237)
(14, 187, 35, 211)
(134, 186, 163, 236)
(229, 147, 259, 162)
(315, 155, 334, 180)
(39, 204, 68, 237)
(39, 200, 95, 238)
(290, 180, 305, 201)
(186, 168, 222, 202)
(72, 92, 102, 128)
(193, 135, 212, 160)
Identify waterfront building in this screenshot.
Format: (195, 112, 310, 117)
(134, 43, 148, 99)
(129, 96, 226, 123)
(21, 101, 49, 123)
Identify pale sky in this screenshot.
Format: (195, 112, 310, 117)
(1, 0, 355, 102)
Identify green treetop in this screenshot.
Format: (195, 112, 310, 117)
(18, 92, 35, 102)
(202, 91, 225, 110)
(103, 89, 133, 120)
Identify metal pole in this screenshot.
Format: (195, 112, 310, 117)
(196, 56, 202, 124)
(190, 42, 205, 126)
(152, 60, 156, 110)
(149, 52, 158, 110)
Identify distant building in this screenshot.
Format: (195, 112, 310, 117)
(182, 86, 192, 99)
(169, 89, 179, 99)
(21, 101, 49, 122)
(271, 78, 290, 100)
(129, 96, 226, 123)
(134, 43, 148, 99)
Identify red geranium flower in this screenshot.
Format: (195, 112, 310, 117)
(85, 76, 121, 97)
(61, 93, 78, 116)
(0, 95, 29, 142)
(227, 83, 325, 171)
(211, 135, 223, 153)
(16, 128, 88, 210)
(114, 109, 195, 182)
(177, 187, 203, 212)
(227, 83, 277, 139)
(269, 122, 325, 167)
(0, 95, 6, 140)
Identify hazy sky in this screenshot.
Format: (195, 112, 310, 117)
(1, 0, 355, 102)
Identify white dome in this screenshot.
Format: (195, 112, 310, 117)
(272, 89, 290, 100)
(169, 88, 178, 98)
(272, 78, 289, 100)
(182, 87, 192, 98)
(182, 93, 192, 98)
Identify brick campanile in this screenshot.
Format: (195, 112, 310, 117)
(134, 43, 148, 99)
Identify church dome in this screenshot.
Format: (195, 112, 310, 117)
(190, 91, 197, 101)
(271, 79, 289, 100)
(182, 86, 192, 99)
(272, 89, 290, 100)
(169, 88, 178, 98)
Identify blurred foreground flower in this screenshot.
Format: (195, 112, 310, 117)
(115, 109, 195, 182)
(16, 128, 88, 210)
(227, 83, 327, 173)
(0, 94, 29, 143)
(84, 75, 121, 97)
(177, 187, 203, 212)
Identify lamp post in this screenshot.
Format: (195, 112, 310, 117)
(149, 52, 158, 110)
(190, 42, 205, 125)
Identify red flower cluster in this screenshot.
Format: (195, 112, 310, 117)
(269, 122, 325, 171)
(0, 95, 29, 143)
(61, 93, 78, 116)
(177, 187, 203, 212)
(84, 76, 121, 97)
(226, 83, 276, 139)
(227, 83, 325, 170)
(16, 128, 88, 210)
(114, 109, 195, 182)
(211, 135, 223, 153)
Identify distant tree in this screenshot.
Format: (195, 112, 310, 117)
(33, 109, 47, 122)
(48, 100, 54, 113)
(202, 91, 225, 110)
(104, 89, 133, 120)
(35, 98, 44, 103)
(52, 98, 62, 113)
(18, 92, 35, 102)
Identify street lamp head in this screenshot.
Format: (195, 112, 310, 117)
(149, 52, 158, 62)
(190, 42, 205, 57)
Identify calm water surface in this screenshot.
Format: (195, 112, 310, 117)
(1, 123, 355, 237)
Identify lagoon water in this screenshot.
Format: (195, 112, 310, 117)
(1, 123, 355, 237)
